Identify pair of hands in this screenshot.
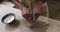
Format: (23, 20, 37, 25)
(12, 0, 42, 21)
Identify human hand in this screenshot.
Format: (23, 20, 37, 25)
(33, 7, 41, 20)
(22, 8, 32, 21)
(33, 1, 42, 21)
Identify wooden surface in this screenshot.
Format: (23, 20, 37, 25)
(47, 0, 60, 20)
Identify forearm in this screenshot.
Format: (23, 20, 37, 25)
(12, 1, 23, 9)
(33, 0, 42, 12)
(12, 0, 28, 11)
(32, 0, 43, 21)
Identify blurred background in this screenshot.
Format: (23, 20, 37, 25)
(47, 0, 60, 20)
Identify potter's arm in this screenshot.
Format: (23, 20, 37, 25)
(12, 0, 32, 21)
(12, 0, 28, 11)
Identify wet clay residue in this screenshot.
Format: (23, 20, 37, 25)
(5, 20, 20, 31)
(30, 21, 50, 32)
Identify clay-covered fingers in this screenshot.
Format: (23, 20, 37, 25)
(33, 12, 40, 19)
(33, 8, 41, 21)
(12, 0, 32, 21)
(23, 13, 29, 18)
(23, 13, 32, 21)
(21, 7, 32, 21)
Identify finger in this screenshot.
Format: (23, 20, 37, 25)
(35, 12, 40, 18)
(23, 14, 30, 19)
(33, 12, 40, 22)
(23, 14, 28, 18)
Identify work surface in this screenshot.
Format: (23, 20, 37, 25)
(0, 14, 60, 32)
(0, 1, 60, 32)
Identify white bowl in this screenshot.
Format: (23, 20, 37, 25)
(1, 13, 15, 24)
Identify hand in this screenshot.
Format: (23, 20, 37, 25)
(33, 7, 41, 22)
(22, 8, 32, 21)
(12, 0, 32, 21)
(22, 8, 30, 17)
(33, 1, 42, 20)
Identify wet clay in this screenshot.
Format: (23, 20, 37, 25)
(30, 21, 49, 32)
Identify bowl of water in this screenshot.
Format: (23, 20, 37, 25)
(1, 13, 15, 24)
